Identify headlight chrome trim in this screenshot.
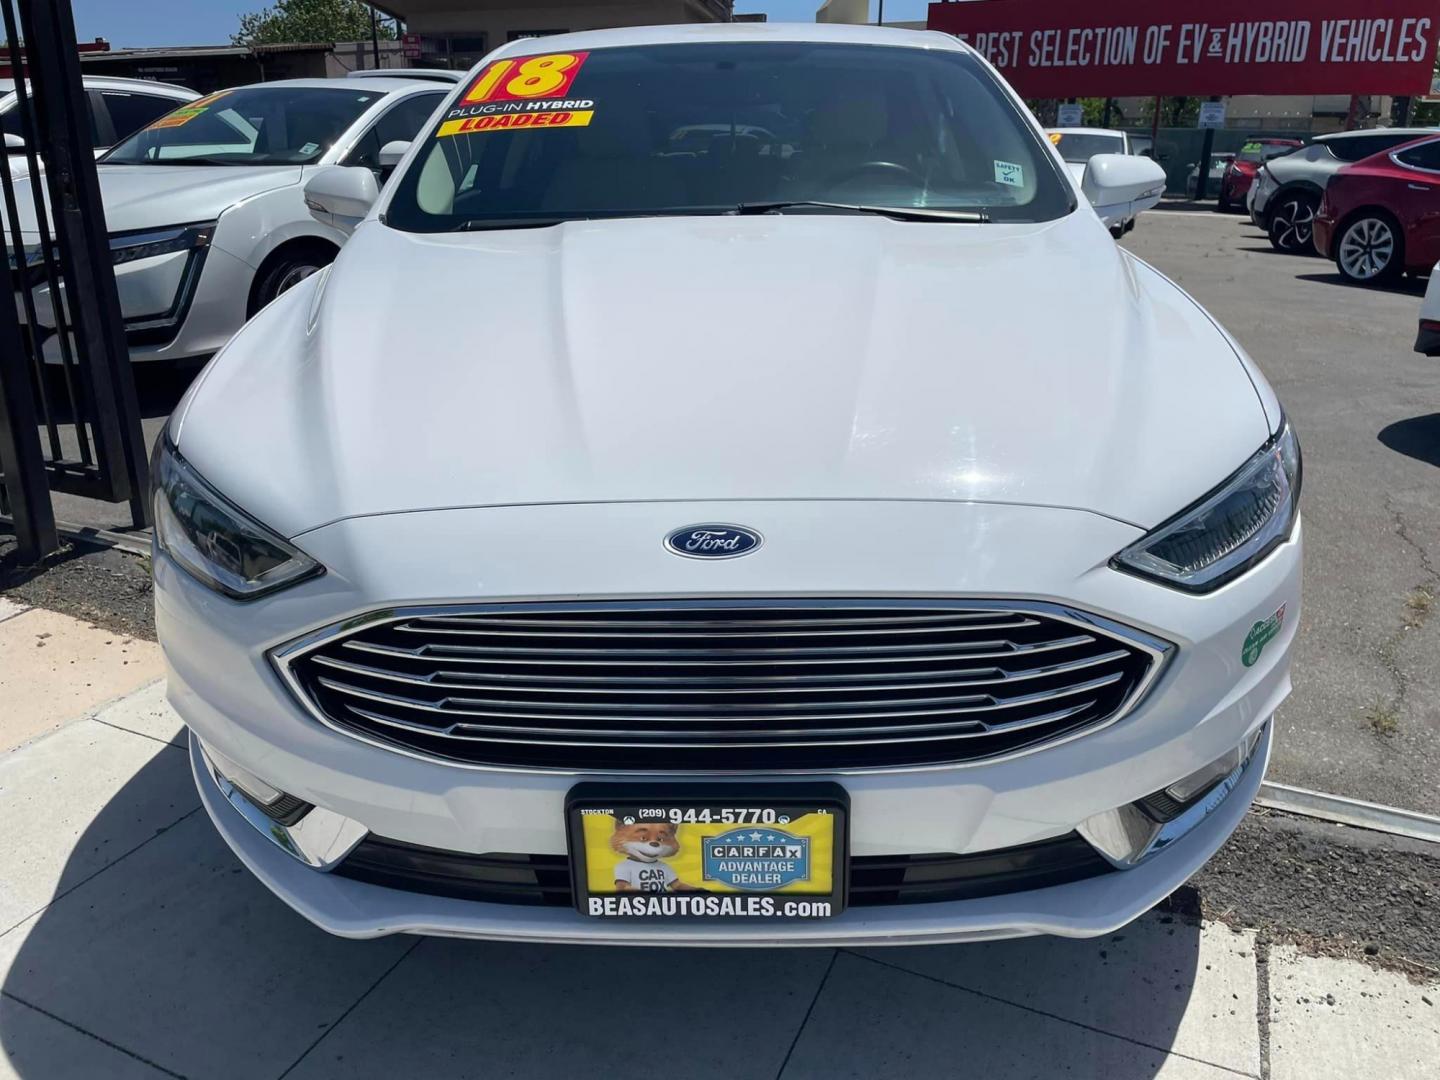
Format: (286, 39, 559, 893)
(108, 221, 214, 266)
(152, 433, 323, 601)
(1111, 419, 1301, 594)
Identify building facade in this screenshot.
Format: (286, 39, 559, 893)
(376, 0, 734, 69)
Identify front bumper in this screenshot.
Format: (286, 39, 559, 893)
(190, 721, 1272, 945)
(159, 499, 1301, 944)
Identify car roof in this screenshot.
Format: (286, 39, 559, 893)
(344, 68, 466, 83)
(482, 22, 960, 64)
(1314, 127, 1437, 142)
(204, 76, 451, 94)
(2, 75, 197, 98)
(1045, 128, 1126, 138)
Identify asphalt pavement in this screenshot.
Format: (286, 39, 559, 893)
(1122, 209, 1440, 815)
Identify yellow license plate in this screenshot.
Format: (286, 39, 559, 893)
(566, 784, 848, 919)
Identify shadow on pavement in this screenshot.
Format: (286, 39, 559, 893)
(1379, 414, 1440, 468)
(1, 750, 1216, 1079)
(1294, 272, 1427, 296)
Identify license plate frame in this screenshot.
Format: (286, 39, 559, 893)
(566, 782, 849, 920)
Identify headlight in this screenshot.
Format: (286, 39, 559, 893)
(1113, 421, 1301, 593)
(151, 434, 321, 600)
(109, 222, 213, 267)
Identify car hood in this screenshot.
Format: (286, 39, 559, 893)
(177, 211, 1272, 538)
(11, 164, 302, 236)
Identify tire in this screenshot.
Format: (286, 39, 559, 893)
(1335, 212, 1404, 285)
(1267, 193, 1318, 254)
(249, 241, 336, 316)
(1217, 190, 1232, 213)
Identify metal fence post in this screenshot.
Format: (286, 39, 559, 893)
(18, 0, 151, 526)
(0, 251, 60, 560)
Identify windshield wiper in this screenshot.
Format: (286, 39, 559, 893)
(731, 201, 989, 223)
(451, 216, 572, 232)
(130, 156, 252, 167)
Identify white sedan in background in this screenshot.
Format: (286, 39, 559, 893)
(1046, 127, 1143, 234)
(12, 74, 454, 364)
(1416, 264, 1440, 355)
(157, 24, 1299, 946)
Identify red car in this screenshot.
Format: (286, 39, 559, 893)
(1313, 135, 1440, 284)
(1218, 138, 1303, 212)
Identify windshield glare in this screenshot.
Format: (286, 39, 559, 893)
(103, 86, 381, 166)
(1049, 132, 1125, 163)
(386, 42, 1073, 231)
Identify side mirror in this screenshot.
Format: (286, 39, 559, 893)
(378, 139, 411, 172)
(3, 132, 25, 150)
(1082, 153, 1167, 228)
(303, 165, 380, 235)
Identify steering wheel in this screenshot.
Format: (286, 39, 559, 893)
(826, 160, 923, 191)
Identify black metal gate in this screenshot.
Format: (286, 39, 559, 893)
(0, 0, 150, 560)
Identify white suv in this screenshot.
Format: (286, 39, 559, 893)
(12, 75, 451, 365)
(1250, 127, 1437, 253)
(2, 75, 198, 178)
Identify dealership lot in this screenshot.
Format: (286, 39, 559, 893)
(1122, 209, 1440, 816)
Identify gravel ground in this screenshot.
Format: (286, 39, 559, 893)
(1190, 810, 1440, 979)
(0, 535, 155, 640)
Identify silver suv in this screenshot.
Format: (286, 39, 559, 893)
(1250, 127, 1437, 253)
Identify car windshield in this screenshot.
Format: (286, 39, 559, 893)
(102, 86, 381, 166)
(1049, 132, 1124, 163)
(386, 42, 1072, 232)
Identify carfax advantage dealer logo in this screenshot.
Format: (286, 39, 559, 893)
(436, 51, 595, 136)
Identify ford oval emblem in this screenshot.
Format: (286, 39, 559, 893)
(664, 524, 763, 560)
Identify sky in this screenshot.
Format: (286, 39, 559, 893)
(71, 1, 934, 49)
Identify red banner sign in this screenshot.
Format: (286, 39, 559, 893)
(926, 0, 1439, 97)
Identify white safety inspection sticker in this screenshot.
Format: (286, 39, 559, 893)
(994, 160, 1025, 187)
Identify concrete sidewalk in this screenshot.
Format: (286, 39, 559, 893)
(1, 603, 1436, 1080)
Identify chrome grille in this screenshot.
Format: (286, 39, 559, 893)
(277, 600, 1167, 771)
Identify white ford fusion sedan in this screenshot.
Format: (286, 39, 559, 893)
(155, 24, 1302, 945)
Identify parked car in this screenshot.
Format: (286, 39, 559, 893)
(1185, 152, 1233, 199)
(1313, 135, 1440, 285)
(11, 75, 448, 365)
(1415, 261, 1440, 354)
(1046, 127, 1140, 233)
(157, 24, 1297, 946)
(2, 75, 197, 179)
(1250, 127, 1437, 253)
(1217, 138, 1302, 212)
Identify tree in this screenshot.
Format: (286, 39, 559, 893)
(232, 0, 395, 46)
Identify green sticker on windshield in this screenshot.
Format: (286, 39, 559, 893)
(1241, 604, 1286, 667)
(994, 160, 1024, 187)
